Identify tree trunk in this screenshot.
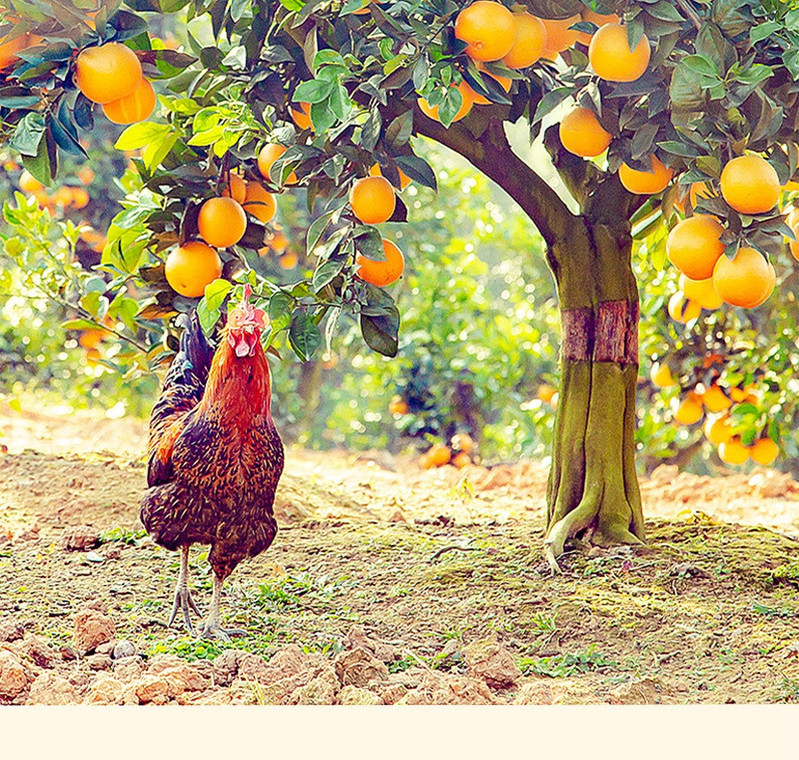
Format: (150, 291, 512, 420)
(543, 219, 646, 569)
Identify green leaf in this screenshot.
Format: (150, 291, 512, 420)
(312, 259, 345, 292)
(115, 122, 172, 151)
(532, 87, 573, 124)
(204, 278, 233, 310)
(306, 210, 336, 255)
(9, 112, 46, 156)
(360, 306, 399, 357)
(196, 297, 220, 335)
(385, 110, 413, 148)
(293, 78, 334, 104)
(288, 311, 322, 362)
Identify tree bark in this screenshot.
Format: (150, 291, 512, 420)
(543, 217, 645, 569)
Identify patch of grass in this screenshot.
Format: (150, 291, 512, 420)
(752, 602, 798, 618)
(771, 562, 799, 588)
(99, 527, 147, 545)
(388, 656, 415, 674)
(518, 646, 617, 678)
(776, 677, 799, 703)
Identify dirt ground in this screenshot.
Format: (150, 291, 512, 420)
(1, 400, 798, 705)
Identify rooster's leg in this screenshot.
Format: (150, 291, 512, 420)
(199, 571, 247, 640)
(167, 544, 202, 633)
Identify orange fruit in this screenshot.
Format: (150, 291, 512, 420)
(258, 144, 298, 185)
(667, 292, 701, 323)
(165, 241, 223, 298)
(704, 415, 735, 445)
(242, 182, 276, 224)
(452, 452, 472, 468)
(417, 80, 474, 123)
(428, 444, 452, 466)
(618, 155, 673, 195)
(502, 13, 546, 69)
(221, 173, 247, 204)
(679, 274, 722, 310)
(388, 395, 409, 415)
(268, 230, 288, 254)
(537, 383, 557, 402)
(70, 187, 90, 209)
(85, 347, 102, 366)
(589, 23, 651, 82)
(689, 181, 714, 207)
(720, 155, 780, 215)
(197, 197, 247, 248)
(355, 238, 405, 287)
(650, 362, 675, 388)
(102, 77, 155, 124)
(78, 166, 95, 185)
(75, 42, 143, 104)
(666, 215, 725, 280)
(78, 328, 105, 350)
(451, 433, 474, 454)
(18, 169, 44, 194)
(0, 32, 34, 69)
(370, 163, 412, 190)
(291, 101, 313, 130)
(419, 452, 435, 470)
(712, 247, 775, 308)
(465, 62, 512, 105)
(702, 384, 731, 413)
(673, 394, 703, 425)
(349, 176, 396, 224)
(279, 251, 299, 269)
(454, 1, 517, 62)
(718, 436, 750, 466)
(353, 0, 373, 14)
(751, 438, 778, 466)
(789, 225, 799, 262)
(558, 107, 612, 157)
(540, 15, 581, 60)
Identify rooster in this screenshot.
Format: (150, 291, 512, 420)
(140, 285, 284, 639)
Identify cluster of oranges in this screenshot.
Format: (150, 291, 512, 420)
(17, 167, 91, 212)
(75, 42, 155, 125)
(165, 169, 277, 298)
(650, 360, 778, 467)
(419, 3, 641, 129)
(664, 155, 780, 314)
(418, 433, 475, 470)
(348, 173, 406, 287)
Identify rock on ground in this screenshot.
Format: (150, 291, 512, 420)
(338, 685, 382, 705)
(73, 607, 116, 654)
(463, 638, 521, 690)
(62, 525, 99, 551)
(0, 648, 33, 702)
(27, 672, 78, 705)
(335, 647, 390, 688)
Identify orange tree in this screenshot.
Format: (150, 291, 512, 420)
(3, 0, 799, 568)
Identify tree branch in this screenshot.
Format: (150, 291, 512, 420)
(410, 107, 575, 249)
(674, 0, 702, 30)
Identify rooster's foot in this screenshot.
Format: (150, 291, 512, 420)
(198, 621, 248, 641)
(167, 587, 202, 634)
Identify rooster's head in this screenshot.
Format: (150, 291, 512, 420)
(226, 285, 267, 357)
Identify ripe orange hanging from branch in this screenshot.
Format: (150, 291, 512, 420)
(539, 15, 581, 60)
(221, 173, 247, 204)
(165, 241, 223, 298)
(618, 155, 673, 195)
(197, 197, 247, 248)
(349, 176, 396, 224)
(454, 1, 517, 62)
(589, 23, 651, 82)
(502, 13, 546, 69)
(102, 77, 155, 124)
(666, 215, 725, 280)
(417, 80, 474, 124)
(712, 246, 775, 308)
(75, 42, 143, 104)
(242, 182, 276, 224)
(558, 107, 612, 157)
(291, 101, 313, 130)
(356, 239, 405, 287)
(720, 155, 780, 215)
(258, 144, 298, 185)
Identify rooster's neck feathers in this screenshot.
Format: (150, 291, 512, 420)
(198, 336, 272, 422)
